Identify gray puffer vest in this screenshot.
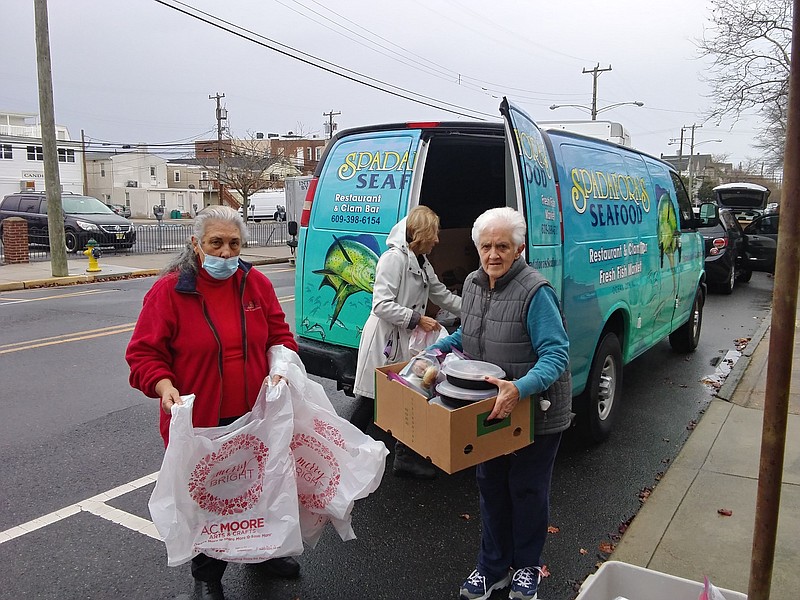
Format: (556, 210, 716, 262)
(461, 258, 572, 436)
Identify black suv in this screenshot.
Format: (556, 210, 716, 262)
(697, 203, 751, 294)
(0, 192, 136, 252)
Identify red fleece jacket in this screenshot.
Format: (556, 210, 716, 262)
(125, 261, 297, 445)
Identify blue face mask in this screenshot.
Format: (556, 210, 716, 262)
(200, 251, 240, 280)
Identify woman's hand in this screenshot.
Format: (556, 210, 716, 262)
(270, 374, 288, 386)
(485, 376, 520, 421)
(155, 378, 183, 415)
(418, 316, 441, 333)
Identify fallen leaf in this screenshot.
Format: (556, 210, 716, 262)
(540, 564, 551, 578)
(687, 419, 698, 431)
(638, 487, 652, 503)
(718, 508, 733, 516)
(598, 541, 615, 554)
(579, 548, 588, 555)
(655, 471, 664, 481)
(459, 513, 471, 520)
(547, 525, 560, 534)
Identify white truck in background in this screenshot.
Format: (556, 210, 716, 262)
(239, 190, 287, 221)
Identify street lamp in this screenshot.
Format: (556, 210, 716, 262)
(549, 101, 644, 120)
(671, 138, 722, 203)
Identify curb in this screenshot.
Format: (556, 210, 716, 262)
(716, 309, 772, 402)
(0, 257, 290, 292)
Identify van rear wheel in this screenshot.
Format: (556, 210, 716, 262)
(577, 332, 622, 443)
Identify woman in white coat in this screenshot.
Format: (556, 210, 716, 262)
(351, 205, 462, 478)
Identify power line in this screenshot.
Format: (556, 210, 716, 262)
(154, 0, 496, 121)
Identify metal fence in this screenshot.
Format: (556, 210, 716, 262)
(1, 221, 291, 263)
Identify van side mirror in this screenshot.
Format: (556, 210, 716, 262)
(287, 220, 298, 255)
(698, 202, 719, 227)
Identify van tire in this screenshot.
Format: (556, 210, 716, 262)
(738, 267, 752, 283)
(577, 332, 622, 443)
(669, 286, 704, 353)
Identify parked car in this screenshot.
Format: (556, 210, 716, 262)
(697, 203, 751, 294)
(744, 213, 779, 274)
(0, 192, 136, 252)
(104, 203, 131, 218)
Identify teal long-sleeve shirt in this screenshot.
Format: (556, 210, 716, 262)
(430, 285, 569, 400)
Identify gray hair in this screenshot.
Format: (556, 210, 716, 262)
(471, 207, 527, 248)
(162, 205, 248, 275)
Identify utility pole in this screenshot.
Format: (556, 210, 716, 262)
(582, 63, 612, 120)
(209, 92, 226, 206)
(685, 123, 702, 202)
(323, 110, 341, 139)
(80, 129, 88, 196)
(34, 0, 67, 276)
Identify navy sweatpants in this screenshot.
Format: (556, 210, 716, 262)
(475, 431, 562, 580)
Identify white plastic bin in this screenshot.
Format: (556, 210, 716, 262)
(576, 561, 747, 600)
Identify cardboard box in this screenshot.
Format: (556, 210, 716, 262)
(374, 362, 534, 474)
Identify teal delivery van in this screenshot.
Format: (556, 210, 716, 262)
(294, 99, 705, 441)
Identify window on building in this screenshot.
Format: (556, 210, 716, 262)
(201, 170, 209, 180)
(1, 144, 12, 159)
(315, 146, 323, 160)
(174, 170, 181, 183)
(307, 147, 312, 160)
(160, 193, 166, 203)
(57, 148, 76, 163)
(27, 146, 44, 161)
(150, 166, 156, 177)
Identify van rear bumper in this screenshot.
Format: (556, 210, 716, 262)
(298, 337, 358, 396)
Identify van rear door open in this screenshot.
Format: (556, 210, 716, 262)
(501, 99, 563, 296)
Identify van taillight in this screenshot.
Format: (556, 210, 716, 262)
(300, 177, 319, 227)
(405, 121, 440, 129)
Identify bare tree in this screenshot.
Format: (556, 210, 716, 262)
(698, 0, 792, 167)
(203, 132, 281, 220)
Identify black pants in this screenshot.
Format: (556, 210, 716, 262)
(349, 394, 374, 433)
(191, 414, 242, 582)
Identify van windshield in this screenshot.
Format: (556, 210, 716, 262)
(61, 196, 115, 214)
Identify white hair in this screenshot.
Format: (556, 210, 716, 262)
(471, 206, 526, 248)
(162, 205, 248, 275)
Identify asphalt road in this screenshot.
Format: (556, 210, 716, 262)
(0, 266, 774, 600)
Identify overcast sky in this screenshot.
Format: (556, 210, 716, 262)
(3, 0, 764, 167)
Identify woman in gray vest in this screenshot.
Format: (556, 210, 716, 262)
(429, 206, 571, 600)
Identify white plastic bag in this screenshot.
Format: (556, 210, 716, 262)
(268, 345, 389, 548)
(408, 325, 449, 354)
(148, 386, 303, 566)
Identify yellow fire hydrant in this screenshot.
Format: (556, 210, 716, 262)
(84, 239, 102, 272)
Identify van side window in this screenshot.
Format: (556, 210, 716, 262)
(669, 172, 695, 227)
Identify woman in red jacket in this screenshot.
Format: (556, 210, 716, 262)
(126, 205, 299, 600)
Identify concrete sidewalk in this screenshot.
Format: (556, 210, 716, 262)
(612, 305, 800, 598)
(0, 244, 294, 291)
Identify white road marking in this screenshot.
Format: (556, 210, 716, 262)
(0, 288, 116, 306)
(0, 471, 161, 544)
